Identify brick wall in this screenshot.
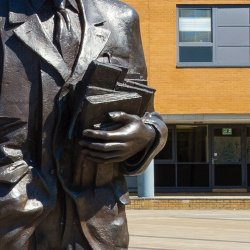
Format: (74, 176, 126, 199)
(124, 0, 250, 115)
(127, 197, 250, 209)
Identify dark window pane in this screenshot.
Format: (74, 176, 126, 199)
(155, 164, 175, 187)
(177, 164, 209, 187)
(247, 128, 250, 186)
(179, 47, 213, 62)
(214, 164, 241, 186)
(155, 129, 173, 160)
(177, 125, 208, 162)
(247, 127, 250, 164)
(248, 164, 250, 187)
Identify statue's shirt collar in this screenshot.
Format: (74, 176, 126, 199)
(29, 0, 46, 11)
(8, 0, 78, 24)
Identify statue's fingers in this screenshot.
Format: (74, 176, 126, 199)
(109, 111, 139, 123)
(82, 129, 127, 141)
(79, 140, 126, 152)
(83, 149, 124, 160)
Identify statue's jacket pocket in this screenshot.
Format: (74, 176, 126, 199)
(74, 182, 129, 249)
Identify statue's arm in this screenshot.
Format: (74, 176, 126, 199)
(119, 8, 168, 175)
(120, 112, 167, 175)
(79, 7, 168, 175)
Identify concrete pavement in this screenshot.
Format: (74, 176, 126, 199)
(127, 210, 250, 250)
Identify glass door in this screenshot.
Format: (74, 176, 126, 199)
(212, 126, 242, 187)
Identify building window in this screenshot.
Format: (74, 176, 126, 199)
(177, 5, 250, 67)
(179, 8, 213, 63)
(176, 125, 209, 187)
(179, 9, 212, 43)
(247, 127, 250, 187)
(176, 125, 208, 162)
(154, 125, 209, 189)
(155, 128, 173, 161)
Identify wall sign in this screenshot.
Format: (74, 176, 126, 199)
(222, 128, 232, 135)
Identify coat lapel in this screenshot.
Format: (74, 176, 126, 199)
(8, 0, 111, 84)
(9, 0, 71, 81)
(70, 0, 111, 83)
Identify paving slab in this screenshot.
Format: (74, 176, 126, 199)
(127, 210, 250, 250)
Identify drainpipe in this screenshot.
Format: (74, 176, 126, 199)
(137, 160, 155, 198)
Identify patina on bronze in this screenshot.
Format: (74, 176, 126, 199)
(0, 0, 167, 249)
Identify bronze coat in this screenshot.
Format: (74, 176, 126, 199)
(0, 0, 167, 249)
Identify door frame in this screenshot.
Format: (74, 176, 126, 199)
(209, 124, 247, 189)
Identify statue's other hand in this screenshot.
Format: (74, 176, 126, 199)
(78, 112, 156, 164)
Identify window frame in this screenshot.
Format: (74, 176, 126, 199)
(176, 5, 250, 67)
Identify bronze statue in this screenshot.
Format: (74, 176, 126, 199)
(0, 0, 167, 249)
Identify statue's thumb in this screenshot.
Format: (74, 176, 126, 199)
(108, 111, 134, 123)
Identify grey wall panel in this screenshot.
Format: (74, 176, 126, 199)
(216, 27, 250, 46)
(217, 8, 249, 26)
(216, 47, 250, 65)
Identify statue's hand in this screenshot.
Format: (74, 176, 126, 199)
(79, 112, 156, 164)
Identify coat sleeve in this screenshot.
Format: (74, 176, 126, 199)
(120, 6, 168, 176)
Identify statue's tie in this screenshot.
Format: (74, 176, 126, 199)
(53, 0, 80, 69)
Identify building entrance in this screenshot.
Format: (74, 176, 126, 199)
(212, 126, 242, 187)
(154, 124, 250, 192)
